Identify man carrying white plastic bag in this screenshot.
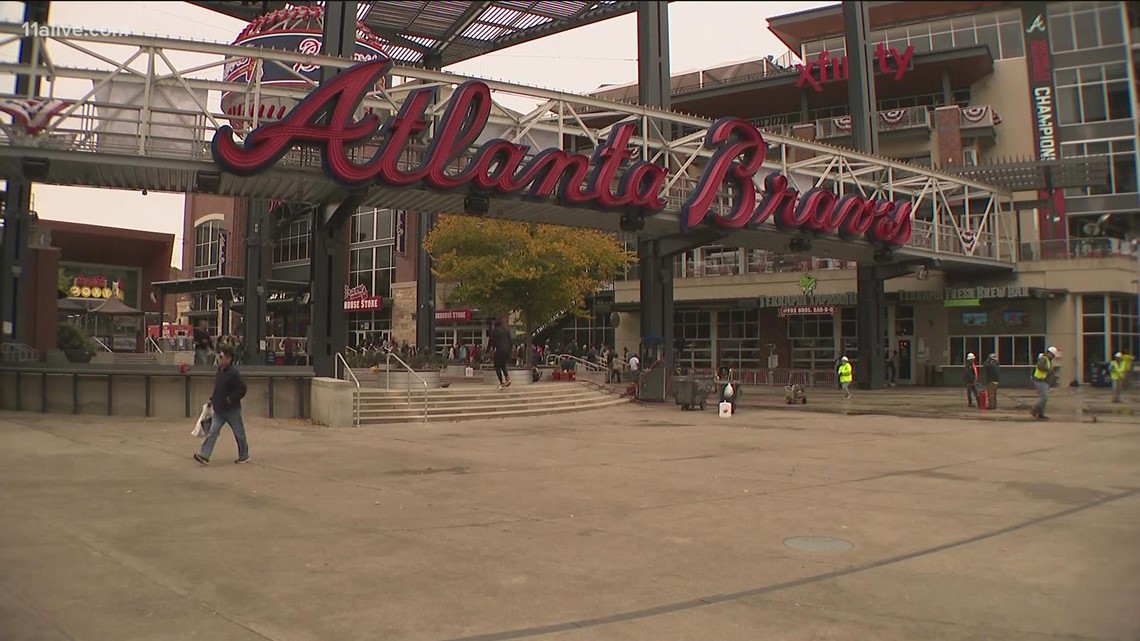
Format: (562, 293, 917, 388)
(191, 403, 212, 437)
(193, 346, 250, 465)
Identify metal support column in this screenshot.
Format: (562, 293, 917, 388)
(844, 0, 886, 390)
(415, 52, 444, 356)
(311, 0, 357, 378)
(844, 1, 878, 155)
(636, 1, 673, 398)
(1, 1, 49, 345)
(243, 199, 270, 363)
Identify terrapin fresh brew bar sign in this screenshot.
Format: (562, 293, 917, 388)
(212, 59, 914, 249)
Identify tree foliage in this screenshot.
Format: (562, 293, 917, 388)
(424, 217, 633, 354)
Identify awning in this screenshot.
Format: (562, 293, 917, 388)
(151, 276, 309, 296)
(90, 296, 144, 316)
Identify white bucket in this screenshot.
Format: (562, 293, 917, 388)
(719, 401, 733, 418)
(464, 367, 474, 377)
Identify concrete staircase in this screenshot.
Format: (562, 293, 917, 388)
(112, 353, 158, 366)
(357, 381, 629, 425)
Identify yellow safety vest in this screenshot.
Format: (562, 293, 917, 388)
(1033, 358, 1052, 380)
(1110, 359, 1127, 380)
(838, 362, 853, 383)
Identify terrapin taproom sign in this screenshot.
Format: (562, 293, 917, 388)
(212, 59, 913, 248)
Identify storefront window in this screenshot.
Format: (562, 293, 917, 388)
(675, 310, 713, 370)
(717, 309, 760, 369)
(274, 215, 311, 265)
(1049, 2, 1124, 53)
(192, 220, 223, 317)
(947, 300, 1047, 366)
(1109, 295, 1140, 356)
(801, 10, 1024, 60)
(788, 314, 836, 371)
(347, 208, 396, 349)
(950, 335, 1045, 366)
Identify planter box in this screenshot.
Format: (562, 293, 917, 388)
(65, 350, 93, 364)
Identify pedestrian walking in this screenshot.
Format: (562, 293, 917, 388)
(1031, 346, 1058, 420)
(193, 346, 250, 465)
(490, 319, 512, 388)
(838, 356, 853, 400)
(983, 353, 1000, 410)
(964, 353, 980, 407)
(1110, 352, 1127, 403)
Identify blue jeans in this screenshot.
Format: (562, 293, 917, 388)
(199, 406, 249, 461)
(1032, 380, 1049, 415)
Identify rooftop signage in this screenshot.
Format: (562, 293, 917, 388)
(795, 44, 915, 92)
(211, 59, 913, 249)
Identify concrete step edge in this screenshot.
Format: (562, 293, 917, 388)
(358, 397, 631, 424)
(357, 397, 627, 417)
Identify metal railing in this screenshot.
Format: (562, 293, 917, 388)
(959, 106, 999, 130)
(384, 352, 429, 424)
(1020, 238, 1135, 261)
(0, 342, 38, 363)
(688, 367, 837, 387)
(91, 337, 112, 353)
(334, 352, 361, 428)
(546, 353, 608, 371)
(144, 336, 163, 354)
(818, 106, 932, 139)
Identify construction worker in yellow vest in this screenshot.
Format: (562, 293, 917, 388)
(838, 356, 853, 400)
(1031, 346, 1057, 420)
(1121, 350, 1134, 389)
(1110, 352, 1128, 403)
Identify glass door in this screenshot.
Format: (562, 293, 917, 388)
(888, 305, 916, 385)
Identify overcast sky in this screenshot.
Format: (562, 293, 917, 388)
(2, 1, 833, 267)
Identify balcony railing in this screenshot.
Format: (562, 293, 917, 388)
(619, 251, 857, 281)
(1020, 239, 1135, 261)
(960, 105, 1002, 130)
(818, 106, 932, 139)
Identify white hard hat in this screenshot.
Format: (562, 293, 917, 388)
(841, 356, 849, 362)
(966, 353, 975, 360)
(1047, 346, 1058, 355)
(1116, 352, 1123, 358)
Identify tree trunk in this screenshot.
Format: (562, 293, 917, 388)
(521, 310, 535, 368)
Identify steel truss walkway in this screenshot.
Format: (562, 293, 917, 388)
(0, 25, 1015, 270)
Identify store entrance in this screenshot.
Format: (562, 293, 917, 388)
(884, 305, 915, 385)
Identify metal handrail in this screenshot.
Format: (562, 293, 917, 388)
(334, 352, 361, 428)
(384, 352, 429, 424)
(1, 342, 38, 363)
(145, 336, 163, 354)
(91, 336, 112, 353)
(547, 353, 607, 371)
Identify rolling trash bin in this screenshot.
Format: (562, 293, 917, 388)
(671, 375, 716, 410)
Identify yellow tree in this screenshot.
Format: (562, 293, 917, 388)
(424, 216, 633, 364)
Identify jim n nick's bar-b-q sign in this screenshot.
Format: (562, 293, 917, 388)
(212, 60, 913, 248)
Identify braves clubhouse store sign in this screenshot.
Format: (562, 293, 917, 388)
(212, 60, 913, 248)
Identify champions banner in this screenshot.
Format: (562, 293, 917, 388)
(1021, 2, 1068, 247)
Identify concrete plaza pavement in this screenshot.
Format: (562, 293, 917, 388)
(1, 399, 1139, 641)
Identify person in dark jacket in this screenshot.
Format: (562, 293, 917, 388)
(489, 319, 512, 388)
(963, 353, 980, 407)
(983, 353, 1000, 410)
(194, 345, 250, 465)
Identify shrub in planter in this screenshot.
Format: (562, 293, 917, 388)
(57, 323, 94, 363)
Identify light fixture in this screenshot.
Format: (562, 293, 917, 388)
(196, 170, 222, 194)
(874, 248, 894, 263)
(21, 157, 49, 181)
(620, 213, 644, 232)
(789, 235, 812, 252)
(464, 195, 490, 215)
